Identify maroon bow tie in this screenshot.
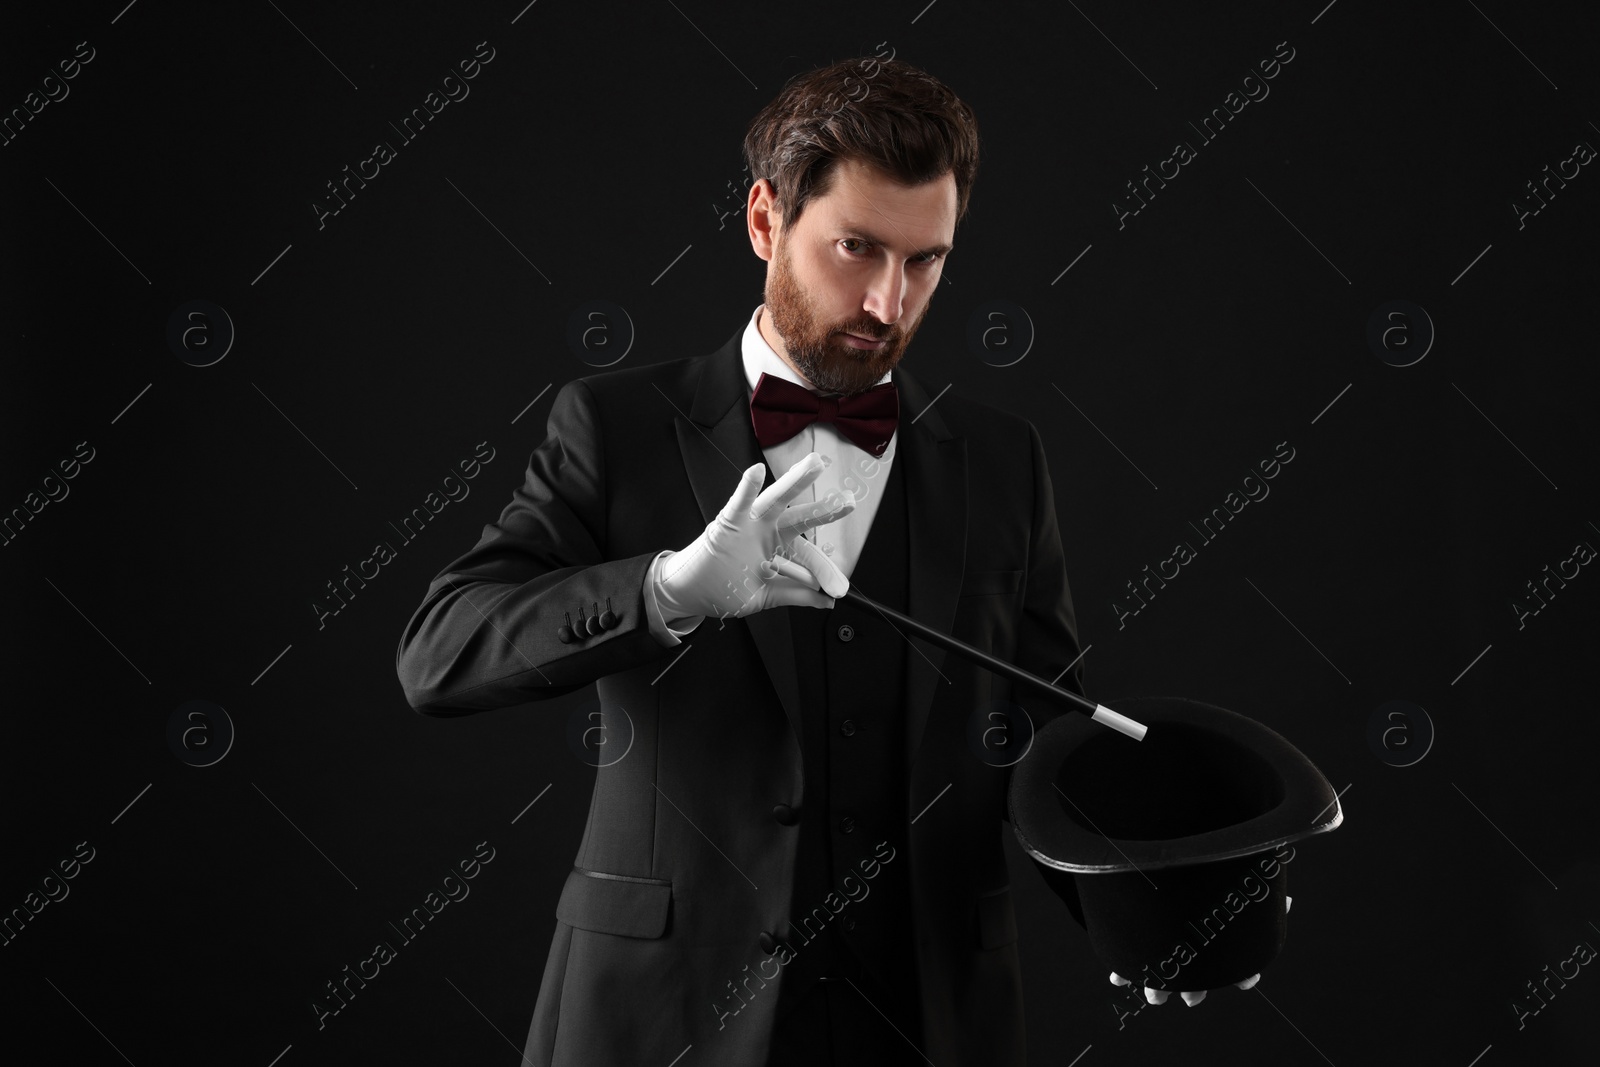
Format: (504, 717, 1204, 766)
(749, 372, 899, 456)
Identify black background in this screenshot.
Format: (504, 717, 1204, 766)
(3, 1, 1597, 1064)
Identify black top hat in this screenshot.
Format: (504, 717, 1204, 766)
(1009, 696, 1343, 990)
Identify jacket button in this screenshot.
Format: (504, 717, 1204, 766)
(772, 803, 799, 825)
(759, 930, 779, 955)
(840, 719, 857, 737)
(837, 624, 855, 642)
(839, 815, 856, 834)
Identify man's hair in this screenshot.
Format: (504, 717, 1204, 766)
(741, 56, 980, 235)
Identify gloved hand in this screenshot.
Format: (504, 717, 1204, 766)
(656, 452, 854, 622)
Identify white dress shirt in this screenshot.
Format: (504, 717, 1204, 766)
(643, 304, 899, 645)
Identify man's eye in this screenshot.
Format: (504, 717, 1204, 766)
(841, 238, 941, 265)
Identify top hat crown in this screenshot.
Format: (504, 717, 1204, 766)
(1009, 696, 1343, 989)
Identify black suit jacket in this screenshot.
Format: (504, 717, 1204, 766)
(395, 323, 1088, 1065)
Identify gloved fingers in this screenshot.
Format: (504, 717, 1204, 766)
(776, 537, 850, 599)
(1179, 990, 1207, 1007)
(754, 571, 837, 611)
(751, 453, 826, 520)
(775, 492, 856, 542)
(719, 463, 769, 524)
(1234, 973, 1260, 990)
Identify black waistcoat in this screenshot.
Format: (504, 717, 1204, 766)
(773, 448, 921, 1029)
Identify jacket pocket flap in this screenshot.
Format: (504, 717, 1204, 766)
(975, 884, 1019, 949)
(959, 569, 1023, 597)
(556, 867, 673, 939)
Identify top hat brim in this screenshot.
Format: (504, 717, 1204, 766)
(1010, 696, 1343, 874)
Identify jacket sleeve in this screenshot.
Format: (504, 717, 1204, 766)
(394, 378, 682, 716)
(1004, 419, 1089, 927)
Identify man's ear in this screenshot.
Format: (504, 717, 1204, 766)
(748, 178, 781, 262)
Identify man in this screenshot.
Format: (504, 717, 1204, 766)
(396, 56, 1242, 1066)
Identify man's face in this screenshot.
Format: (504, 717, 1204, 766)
(756, 157, 956, 397)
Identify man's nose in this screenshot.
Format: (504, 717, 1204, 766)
(862, 263, 907, 325)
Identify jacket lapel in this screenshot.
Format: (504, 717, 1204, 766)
(673, 326, 968, 768)
(891, 363, 967, 766)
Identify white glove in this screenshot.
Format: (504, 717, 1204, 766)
(656, 452, 854, 622)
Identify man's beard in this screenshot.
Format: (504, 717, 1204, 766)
(764, 236, 929, 397)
